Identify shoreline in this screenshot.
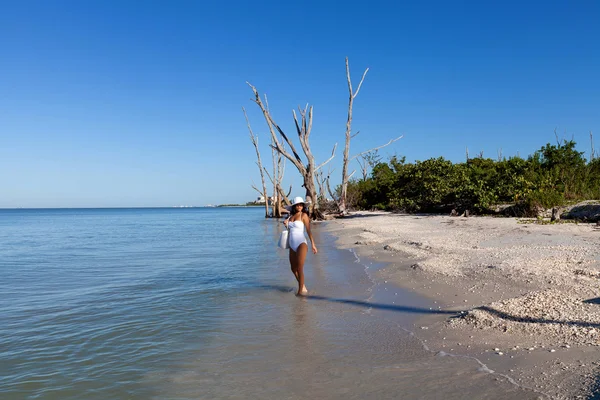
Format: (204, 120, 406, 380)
(325, 211, 600, 399)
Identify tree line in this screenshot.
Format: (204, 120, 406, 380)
(244, 60, 599, 219)
(344, 137, 600, 216)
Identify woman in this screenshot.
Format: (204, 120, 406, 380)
(283, 197, 318, 296)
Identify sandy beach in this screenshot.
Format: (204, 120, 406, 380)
(326, 211, 600, 399)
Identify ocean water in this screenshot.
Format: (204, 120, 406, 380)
(0, 207, 540, 399)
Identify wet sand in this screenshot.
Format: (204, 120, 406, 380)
(163, 224, 542, 399)
(326, 211, 600, 399)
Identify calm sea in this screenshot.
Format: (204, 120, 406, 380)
(0, 207, 541, 399)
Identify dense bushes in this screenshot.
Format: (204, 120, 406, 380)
(345, 140, 600, 215)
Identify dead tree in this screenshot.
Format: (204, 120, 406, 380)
(247, 83, 336, 220)
(315, 170, 326, 204)
(357, 155, 369, 182)
(271, 141, 285, 217)
(326, 168, 337, 206)
(333, 133, 402, 212)
(357, 150, 382, 181)
(264, 164, 292, 218)
(243, 107, 269, 218)
(338, 58, 402, 215)
(316, 166, 334, 206)
(264, 93, 289, 218)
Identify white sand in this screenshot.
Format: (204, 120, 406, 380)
(327, 211, 600, 399)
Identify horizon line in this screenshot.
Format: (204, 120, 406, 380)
(0, 204, 262, 210)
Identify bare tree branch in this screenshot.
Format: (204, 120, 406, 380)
(269, 121, 304, 169)
(285, 185, 292, 199)
(306, 105, 313, 140)
(358, 150, 382, 181)
(316, 169, 326, 203)
(591, 131, 595, 161)
(293, 108, 312, 160)
(251, 184, 264, 196)
(264, 167, 275, 185)
(315, 143, 338, 171)
(247, 82, 305, 173)
(350, 135, 403, 161)
(243, 106, 269, 217)
(346, 58, 369, 99)
(357, 156, 368, 181)
(326, 176, 337, 204)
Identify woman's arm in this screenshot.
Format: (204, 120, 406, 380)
(303, 213, 318, 254)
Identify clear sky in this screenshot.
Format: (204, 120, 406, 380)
(1, 0, 599, 208)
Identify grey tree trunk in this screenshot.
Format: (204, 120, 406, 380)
(338, 58, 402, 215)
(339, 58, 366, 215)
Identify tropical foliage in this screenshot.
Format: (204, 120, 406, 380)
(343, 140, 600, 215)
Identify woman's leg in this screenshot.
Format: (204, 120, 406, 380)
(289, 249, 299, 284)
(295, 243, 308, 295)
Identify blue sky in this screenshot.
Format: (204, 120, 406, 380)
(1, 1, 599, 207)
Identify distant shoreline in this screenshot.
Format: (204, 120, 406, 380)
(0, 206, 264, 210)
(217, 205, 263, 208)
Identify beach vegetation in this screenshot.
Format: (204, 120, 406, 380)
(344, 139, 600, 216)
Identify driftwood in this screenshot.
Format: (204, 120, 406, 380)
(247, 83, 337, 220)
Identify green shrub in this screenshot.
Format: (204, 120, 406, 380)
(349, 139, 599, 214)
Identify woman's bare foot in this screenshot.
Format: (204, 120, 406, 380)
(296, 286, 308, 296)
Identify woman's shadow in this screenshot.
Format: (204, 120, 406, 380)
(254, 283, 461, 316)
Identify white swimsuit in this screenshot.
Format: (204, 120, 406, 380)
(288, 220, 308, 252)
